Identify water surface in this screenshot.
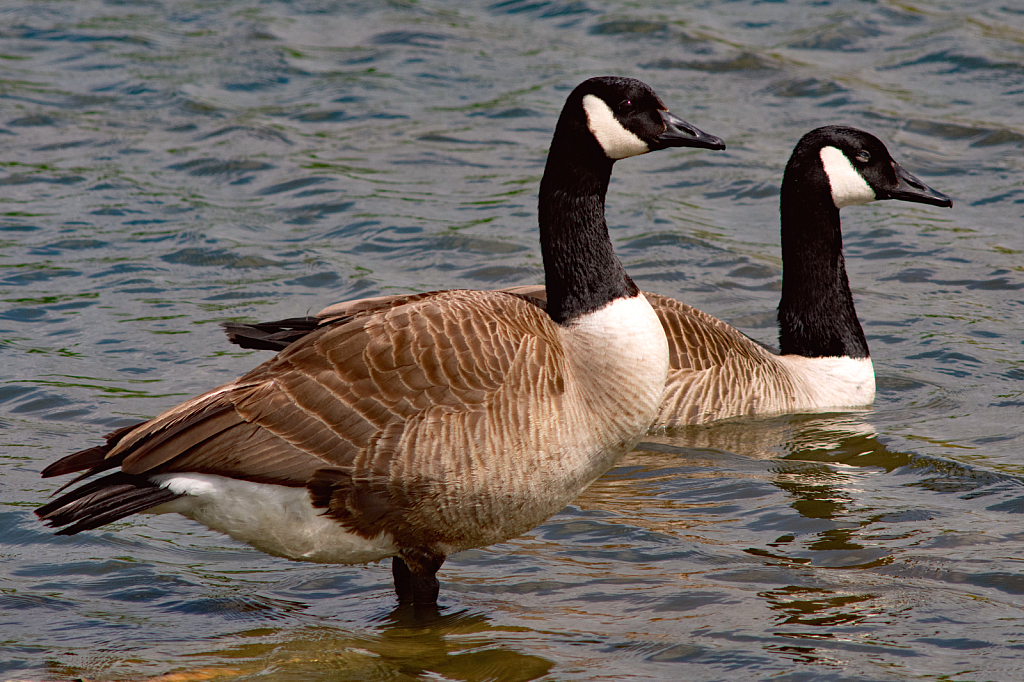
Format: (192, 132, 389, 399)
(3, 1, 1024, 680)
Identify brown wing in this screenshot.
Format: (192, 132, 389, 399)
(41, 289, 566, 547)
(643, 292, 776, 373)
(223, 288, 549, 352)
(645, 292, 802, 426)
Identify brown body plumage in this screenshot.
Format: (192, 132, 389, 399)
(44, 289, 664, 552)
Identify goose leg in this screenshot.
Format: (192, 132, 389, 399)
(392, 548, 445, 605)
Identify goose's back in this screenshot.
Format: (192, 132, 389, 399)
(645, 292, 802, 426)
(308, 287, 873, 427)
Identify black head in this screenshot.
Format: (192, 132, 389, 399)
(561, 76, 725, 161)
(790, 126, 952, 209)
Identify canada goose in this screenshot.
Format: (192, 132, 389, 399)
(226, 127, 951, 427)
(35, 77, 726, 606)
(647, 127, 952, 425)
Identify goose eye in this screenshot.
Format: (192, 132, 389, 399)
(855, 150, 870, 164)
(619, 99, 635, 114)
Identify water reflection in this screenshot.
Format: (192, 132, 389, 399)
(89, 607, 555, 682)
(762, 586, 877, 628)
(567, 412, 1024, 667)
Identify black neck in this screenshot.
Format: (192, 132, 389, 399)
(778, 170, 869, 359)
(538, 124, 638, 325)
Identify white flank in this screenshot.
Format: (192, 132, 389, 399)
(582, 94, 650, 160)
(148, 473, 398, 564)
(776, 355, 876, 409)
(820, 146, 876, 208)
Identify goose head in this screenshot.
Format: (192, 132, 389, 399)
(552, 76, 725, 163)
(538, 77, 724, 325)
(797, 126, 952, 209)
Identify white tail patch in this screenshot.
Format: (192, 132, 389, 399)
(582, 94, 649, 160)
(820, 146, 876, 208)
(150, 473, 398, 564)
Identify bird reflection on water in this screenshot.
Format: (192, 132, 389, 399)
(87, 606, 555, 682)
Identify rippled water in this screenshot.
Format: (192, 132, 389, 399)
(3, 1, 1024, 680)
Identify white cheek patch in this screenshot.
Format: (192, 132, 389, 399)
(582, 94, 650, 160)
(820, 146, 877, 208)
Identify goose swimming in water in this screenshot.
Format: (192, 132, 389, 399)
(35, 77, 725, 606)
(645, 126, 952, 425)
(226, 127, 951, 427)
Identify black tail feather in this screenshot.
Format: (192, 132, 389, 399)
(36, 472, 182, 535)
(41, 421, 145, 479)
(222, 317, 322, 351)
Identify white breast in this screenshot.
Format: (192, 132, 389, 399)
(149, 473, 398, 564)
(570, 293, 669, 385)
(563, 293, 669, 449)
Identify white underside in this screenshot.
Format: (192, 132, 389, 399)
(149, 473, 398, 564)
(776, 355, 875, 409)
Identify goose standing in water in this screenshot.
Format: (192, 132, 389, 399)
(36, 77, 725, 605)
(231, 127, 950, 427)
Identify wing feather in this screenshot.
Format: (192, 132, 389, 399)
(41, 289, 565, 546)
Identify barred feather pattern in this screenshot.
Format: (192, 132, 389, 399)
(40, 288, 667, 561)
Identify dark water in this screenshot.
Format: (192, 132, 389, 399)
(3, 1, 1024, 680)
